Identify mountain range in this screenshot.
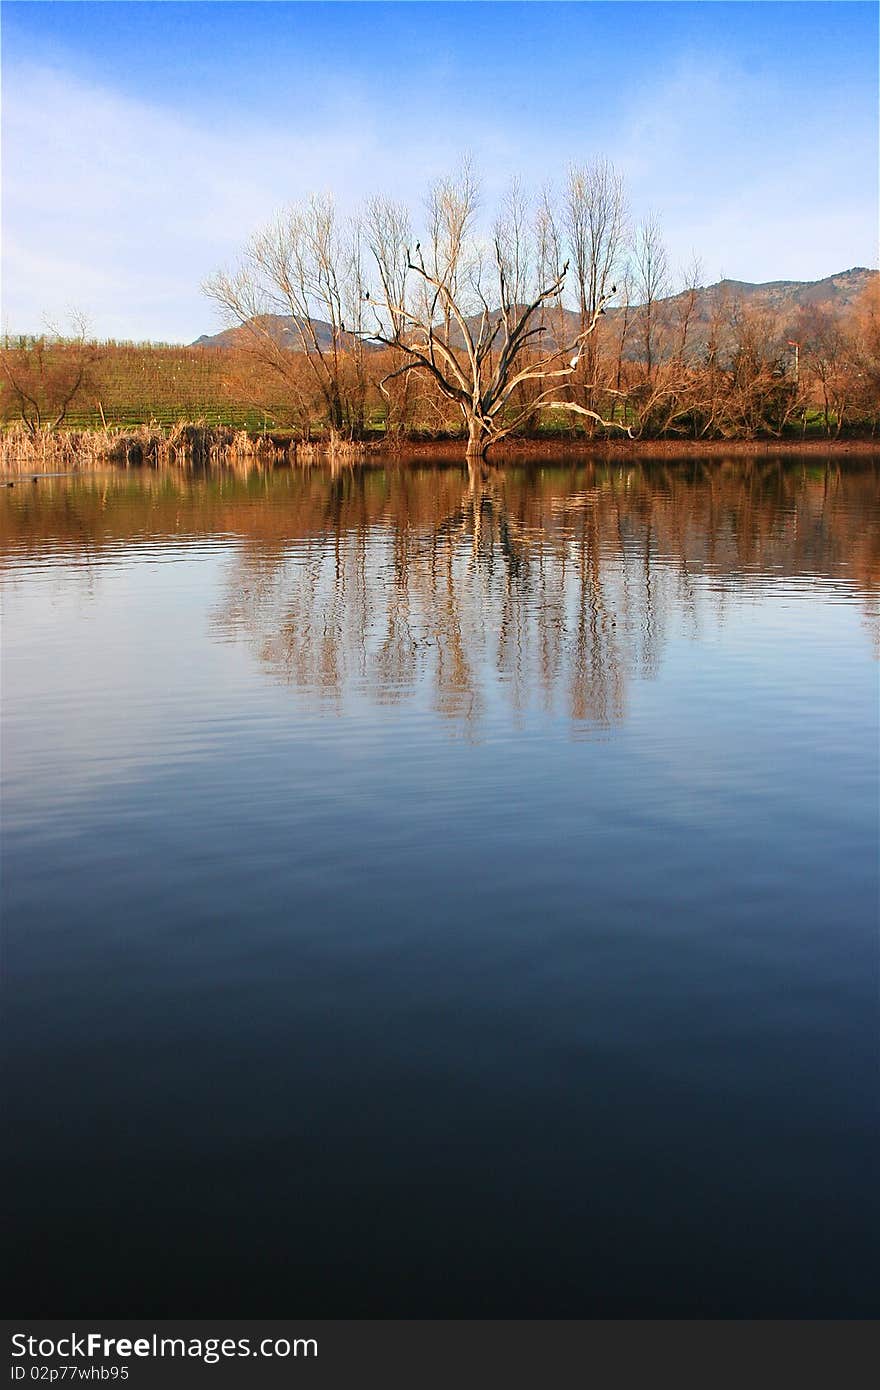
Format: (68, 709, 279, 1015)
(192, 267, 876, 355)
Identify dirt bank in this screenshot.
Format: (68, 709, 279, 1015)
(375, 436, 880, 463)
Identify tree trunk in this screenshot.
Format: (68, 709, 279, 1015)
(465, 416, 488, 461)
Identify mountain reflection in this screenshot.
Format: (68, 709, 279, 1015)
(2, 457, 877, 729)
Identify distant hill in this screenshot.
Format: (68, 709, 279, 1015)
(651, 266, 877, 346)
(192, 267, 877, 354)
(688, 266, 875, 314)
(192, 317, 356, 352)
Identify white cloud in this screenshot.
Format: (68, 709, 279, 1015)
(1, 61, 459, 340)
(2, 54, 876, 342)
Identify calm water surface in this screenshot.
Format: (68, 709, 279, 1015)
(2, 457, 878, 1315)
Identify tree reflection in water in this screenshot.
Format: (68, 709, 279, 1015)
(1, 457, 876, 729)
(199, 458, 879, 731)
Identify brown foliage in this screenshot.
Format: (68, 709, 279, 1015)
(0, 324, 100, 436)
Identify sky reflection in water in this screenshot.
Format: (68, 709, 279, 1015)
(2, 457, 878, 1316)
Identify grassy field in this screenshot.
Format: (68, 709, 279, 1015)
(1, 341, 871, 443)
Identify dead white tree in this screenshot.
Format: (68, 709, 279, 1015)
(363, 167, 630, 459)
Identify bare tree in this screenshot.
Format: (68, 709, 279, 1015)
(672, 254, 704, 363)
(363, 195, 416, 436)
(848, 280, 880, 434)
(651, 256, 705, 437)
(563, 160, 627, 420)
(632, 213, 669, 381)
(800, 304, 854, 435)
(613, 264, 636, 400)
(363, 166, 629, 459)
(0, 312, 99, 436)
(726, 302, 797, 438)
(204, 196, 364, 440)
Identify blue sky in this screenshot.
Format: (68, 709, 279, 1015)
(2, 1, 877, 342)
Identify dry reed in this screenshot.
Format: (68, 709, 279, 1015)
(0, 422, 357, 474)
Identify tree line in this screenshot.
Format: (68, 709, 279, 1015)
(2, 161, 878, 453)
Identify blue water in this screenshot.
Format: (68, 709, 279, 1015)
(2, 459, 878, 1315)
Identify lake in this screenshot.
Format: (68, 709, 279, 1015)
(2, 455, 878, 1316)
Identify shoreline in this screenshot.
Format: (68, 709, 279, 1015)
(1, 430, 878, 477)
